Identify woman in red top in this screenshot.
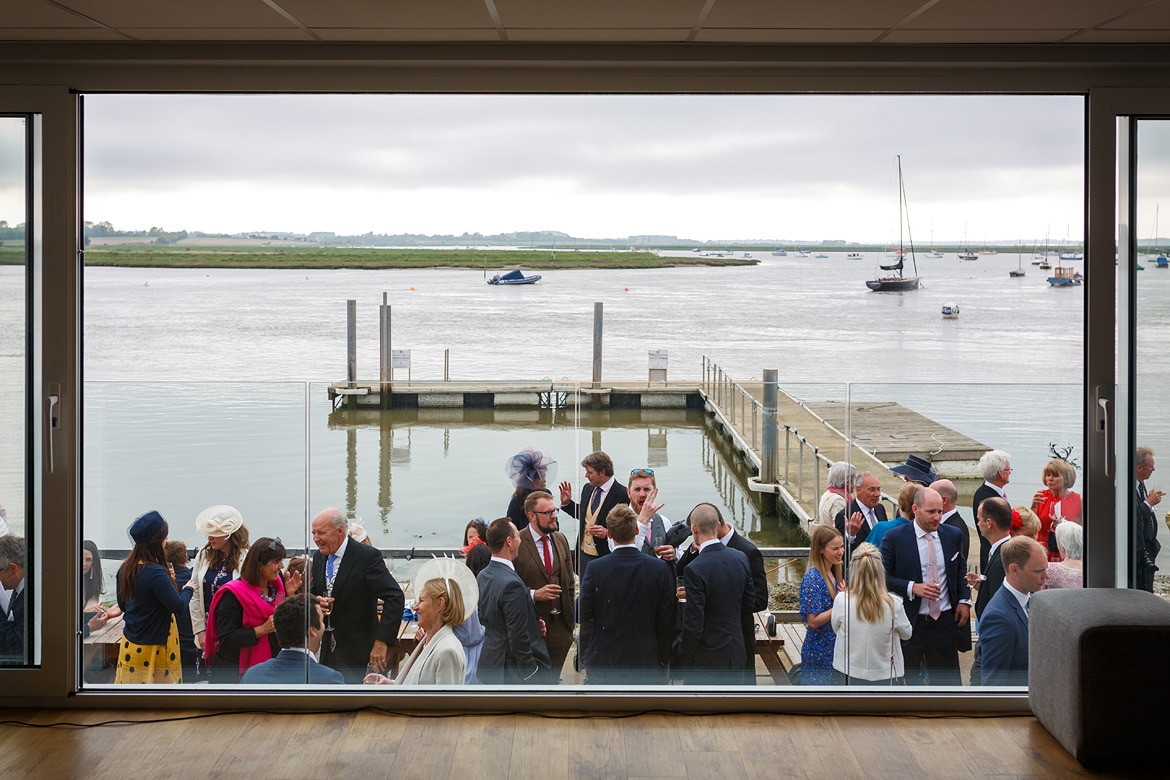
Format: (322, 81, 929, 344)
(1030, 459, 1082, 562)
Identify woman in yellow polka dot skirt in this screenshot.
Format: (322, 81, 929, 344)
(114, 510, 190, 684)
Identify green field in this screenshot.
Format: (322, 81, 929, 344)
(65, 246, 757, 270)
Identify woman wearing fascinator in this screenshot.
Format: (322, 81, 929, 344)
(505, 447, 557, 531)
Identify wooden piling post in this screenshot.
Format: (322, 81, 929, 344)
(379, 292, 391, 409)
(347, 299, 357, 410)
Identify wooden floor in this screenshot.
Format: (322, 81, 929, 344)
(0, 708, 1154, 778)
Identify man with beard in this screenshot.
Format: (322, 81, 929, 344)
(512, 491, 575, 683)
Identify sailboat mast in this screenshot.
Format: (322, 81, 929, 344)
(897, 155, 919, 278)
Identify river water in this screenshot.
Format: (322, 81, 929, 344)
(10, 249, 1170, 566)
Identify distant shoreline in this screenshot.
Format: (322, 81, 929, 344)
(0, 245, 758, 270)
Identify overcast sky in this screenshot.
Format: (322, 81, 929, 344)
(16, 94, 1170, 243)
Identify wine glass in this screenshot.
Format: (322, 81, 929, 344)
(548, 575, 562, 616)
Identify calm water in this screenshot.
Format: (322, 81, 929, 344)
(9, 250, 1170, 565)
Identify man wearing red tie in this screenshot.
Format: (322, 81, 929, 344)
(559, 450, 629, 576)
(514, 491, 575, 683)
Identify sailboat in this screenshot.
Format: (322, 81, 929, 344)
(1010, 241, 1026, 277)
(866, 156, 921, 292)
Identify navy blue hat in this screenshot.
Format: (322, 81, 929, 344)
(890, 454, 938, 485)
(129, 510, 167, 544)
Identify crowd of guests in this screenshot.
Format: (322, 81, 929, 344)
(21, 443, 1154, 687)
(802, 449, 1091, 685)
(81, 447, 777, 686)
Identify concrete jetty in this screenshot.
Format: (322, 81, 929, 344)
(327, 371, 990, 529)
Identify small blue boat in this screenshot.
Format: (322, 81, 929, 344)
(1047, 266, 1083, 287)
(488, 269, 542, 285)
(1155, 255, 1168, 268)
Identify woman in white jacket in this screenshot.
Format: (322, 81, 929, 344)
(184, 505, 250, 661)
(365, 577, 467, 686)
(831, 542, 913, 684)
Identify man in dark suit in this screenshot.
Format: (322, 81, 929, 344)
(879, 487, 971, 686)
(579, 505, 676, 684)
(559, 450, 629, 575)
(967, 496, 1013, 684)
(676, 504, 755, 685)
(309, 508, 405, 683)
(512, 491, 575, 683)
(972, 449, 1012, 572)
(1135, 446, 1163, 592)
(972, 497, 1012, 619)
(834, 472, 888, 555)
(0, 535, 26, 663)
(978, 537, 1048, 686)
(715, 511, 768, 684)
(476, 517, 551, 684)
(241, 594, 345, 684)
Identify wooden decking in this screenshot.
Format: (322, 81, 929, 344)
(0, 707, 1130, 778)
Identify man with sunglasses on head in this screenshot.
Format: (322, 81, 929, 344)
(627, 468, 686, 573)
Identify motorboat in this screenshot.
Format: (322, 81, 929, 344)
(487, 269, 542, 285)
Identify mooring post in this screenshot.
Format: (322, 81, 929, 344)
(592, 301, 603, 391)
(444, 348, 450, 382)
(379, 293, 391, 409)
(347, 299, 358, 410)
(761, 368, 778, 487)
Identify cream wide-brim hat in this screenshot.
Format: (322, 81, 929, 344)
(195, 504, 244, 538)
(414, 557, 480, 622)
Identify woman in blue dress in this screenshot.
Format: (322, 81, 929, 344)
(799, 524, 845, 684)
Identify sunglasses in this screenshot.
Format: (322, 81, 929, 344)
(266, 537, 284, 551)
(630, 468, 655, 476)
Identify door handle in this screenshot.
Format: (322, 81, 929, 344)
(47, 383, 60, 474)
(1095, 385, 1113, 478)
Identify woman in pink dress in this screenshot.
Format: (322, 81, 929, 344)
(1030, 459, 1082, 562)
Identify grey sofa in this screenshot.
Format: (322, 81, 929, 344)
(1029, 588, 1170, 768)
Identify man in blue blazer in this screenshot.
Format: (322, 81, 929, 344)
(476, 518, 551, 684)
(241, 594, 345, 684)
(979, 537, 1048, 686)
(676, 504, 755, 685)
(880, 487, 971, 686)
(579, 505, 676, 684)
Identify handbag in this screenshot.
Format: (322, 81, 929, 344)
(888, 598, 905, 685)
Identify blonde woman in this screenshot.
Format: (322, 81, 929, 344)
(1030, 459, 1082, 562)
(365, 578, 467, 686)
(799, 524, 845, 684)
(831, 543, 913, 684)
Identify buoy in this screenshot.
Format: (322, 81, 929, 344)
(410, 287, 416, 291)
(624, 287, 629, 291)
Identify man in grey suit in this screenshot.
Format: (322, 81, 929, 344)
(241, 594, 344, 684)
(676, 504, 755, 685)
(978, 537, 1047, 686)
(579, 505, 676, 683)
(476, 518, 551, 684)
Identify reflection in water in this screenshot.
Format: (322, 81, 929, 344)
(321, 405, 795, 551)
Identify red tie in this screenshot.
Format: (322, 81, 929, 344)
(543, 536, 553, 574)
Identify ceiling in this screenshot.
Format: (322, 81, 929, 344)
(5, 0, 1170, 46)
